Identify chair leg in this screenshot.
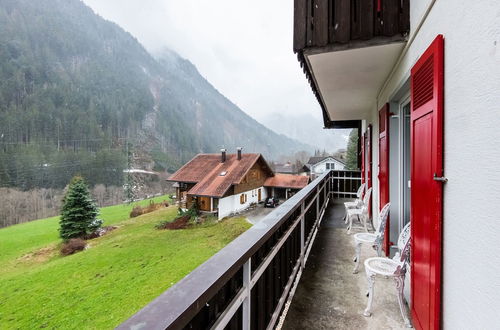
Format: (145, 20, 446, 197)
(347, 213, 353, 234)
(363, 270, 376, 317)
(394, 275, 412, 328)
(344, 206, 348, 224)
(353, 241, 362, 274)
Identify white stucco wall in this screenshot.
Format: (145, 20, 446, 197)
(311, 158, 345, 174)
(366, 1, 500, 328)
(218, 187, 267, 220)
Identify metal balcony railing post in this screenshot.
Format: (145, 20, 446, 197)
(242, 258, 251, 330)
(300, 201, 305, 269)
(316, 186, 320, 222)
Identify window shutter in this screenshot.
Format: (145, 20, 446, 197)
(409, 34, 444, 330)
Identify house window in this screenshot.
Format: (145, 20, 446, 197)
(240, 194, 247, 204)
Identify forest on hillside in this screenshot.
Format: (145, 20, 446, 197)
(0, 0, 314, 227)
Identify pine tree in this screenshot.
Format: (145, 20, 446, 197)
(59, 176, 102, 240)
(345, 129, 359, 170)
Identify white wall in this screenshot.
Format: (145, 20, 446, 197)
(369, 1, 500, 327)
(218, 187, 268, 220)
(312, 158, 345, 174)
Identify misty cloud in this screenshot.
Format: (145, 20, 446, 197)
(81, 0, 322, 121)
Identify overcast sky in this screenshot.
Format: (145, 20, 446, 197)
(81, 0, 322, 121)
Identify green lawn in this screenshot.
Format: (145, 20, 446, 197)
(0, 199, 251, 329)
(0, 195, 169, 266)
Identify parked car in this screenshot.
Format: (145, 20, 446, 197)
(264, 197, 279, 208)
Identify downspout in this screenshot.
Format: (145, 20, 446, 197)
(376, 0, 438, 106)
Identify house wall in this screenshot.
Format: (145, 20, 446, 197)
(311, 158, 345, 175)
(234, 162, 269, 194)
(364, 1, 500, 327)
(218, 187, 267, 220)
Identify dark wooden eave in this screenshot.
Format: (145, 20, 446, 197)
(293, 0, 410, 128)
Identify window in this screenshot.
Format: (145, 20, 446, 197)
(326, 163, 334, 170)
(326, 163, 330, 170)
(240, 194, 247, 204)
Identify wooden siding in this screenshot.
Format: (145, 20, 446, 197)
(293, 0, 410, 52)
(234, 162, 269, 194)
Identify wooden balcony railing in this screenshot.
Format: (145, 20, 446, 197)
(294, 0, 410, 52)
(118, 171, 333, 330)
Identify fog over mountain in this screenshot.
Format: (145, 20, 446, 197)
(258, 113, 351, 154)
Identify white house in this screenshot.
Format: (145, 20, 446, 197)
(294, 1, 500, 329)
(305, 156, 345, 179)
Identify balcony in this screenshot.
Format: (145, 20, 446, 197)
(293, 0, 410, 127)
(118, 171, 411, 329)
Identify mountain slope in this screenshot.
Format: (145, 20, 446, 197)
(259, 113, 350, 154)
(0, 0, 311, 190)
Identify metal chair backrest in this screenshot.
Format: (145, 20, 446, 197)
(360, 187, 372, 214)
(356, 183, 366, 199)
(374, 203, 391, 248)
(397, 222, 411, 252)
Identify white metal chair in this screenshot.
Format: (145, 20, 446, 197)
(346, 187, 372, 234)
(344, 183, 366, 224)
(363, 222, 412, 328)
(352, 203, 390, 274)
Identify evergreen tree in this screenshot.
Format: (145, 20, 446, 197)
(345, 129, 359, 170)
(59, 176, 102, 240)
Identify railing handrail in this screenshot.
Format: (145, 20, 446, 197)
(118, 171, 332, 330)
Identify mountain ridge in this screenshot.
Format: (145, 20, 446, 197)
(0, 0, 312, 190)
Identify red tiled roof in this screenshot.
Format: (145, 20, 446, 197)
(168, 153, 273, 197)
(264, 174, 309, 189)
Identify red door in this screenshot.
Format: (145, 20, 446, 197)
(378, 104, 390, 255)
(410, 35, 444, 330)
(361, 133, 366, 184)
(366, 125, 373, 218)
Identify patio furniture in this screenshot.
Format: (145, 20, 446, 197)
(344, 183, 366, 224)
(363, 222, 412, 328)
(346, 187, 372, 234)
(352, 202, 391, 274)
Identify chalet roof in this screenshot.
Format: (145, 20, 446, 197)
(307, 156, 346, 166)
(264, 174, 309, 189)
(168, 153, 274, 198)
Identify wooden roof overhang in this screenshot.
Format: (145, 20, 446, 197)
(293, 0, 410, 126)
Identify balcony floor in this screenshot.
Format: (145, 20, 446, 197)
(281, 202, 410, 330)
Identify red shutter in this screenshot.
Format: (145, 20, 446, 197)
(410, 35, 444, 330)
(378, 104, 390, 255)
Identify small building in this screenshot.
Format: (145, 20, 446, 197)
(305, 156, 346, 179)
(264, 173, 309, 200)
(168, 148, 309, 219)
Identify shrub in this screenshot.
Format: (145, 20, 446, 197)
(130, 200, 167, 218)
(156, 215, 191, 230)
(130, 206, 143, 218)
(60, 238, 87, 256)
(59, 176, 101, 240)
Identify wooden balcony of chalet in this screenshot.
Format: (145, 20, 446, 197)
(293, 0, 410, 53)
(293, 1, 410, 129)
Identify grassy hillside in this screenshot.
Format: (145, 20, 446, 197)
(0, 195, 169, 265)
(0, 198, 251, 329)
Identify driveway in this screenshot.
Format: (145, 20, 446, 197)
(244, 205, 276, 225)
